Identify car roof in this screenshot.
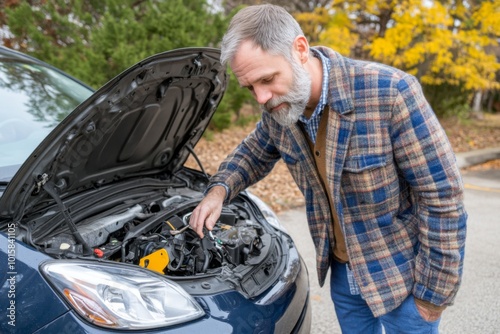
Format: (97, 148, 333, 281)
(0, 45, 43, 62)
(0, 45, 94, 91)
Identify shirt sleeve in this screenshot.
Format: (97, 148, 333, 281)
(208, 117, 282, 202)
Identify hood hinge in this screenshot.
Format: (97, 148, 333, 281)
(33, 173, 49, 195)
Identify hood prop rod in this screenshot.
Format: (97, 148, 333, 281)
(41, 177, 93, 256)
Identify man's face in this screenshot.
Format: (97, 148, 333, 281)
(230, 41, 311, 126)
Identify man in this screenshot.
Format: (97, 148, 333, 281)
(190, 4, 467, 333)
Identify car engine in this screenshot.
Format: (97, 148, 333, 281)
(17, 173, 287, 298)
(39, 202, 264, 276)
(27, 186, 275, 279)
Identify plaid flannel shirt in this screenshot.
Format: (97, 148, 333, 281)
(209, 47, 467, 316)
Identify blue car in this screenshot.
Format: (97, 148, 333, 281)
(0, 46, 311, 333)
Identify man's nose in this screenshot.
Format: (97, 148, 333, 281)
(253, 86, 272, 105)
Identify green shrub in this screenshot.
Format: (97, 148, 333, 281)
(210, 109, 233, 131)
(210, 69, 255, 131)
(423, 83, 472, 118)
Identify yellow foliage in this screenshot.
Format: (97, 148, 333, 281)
(450, 1, 468, 20)
(368, 0, 499, 91)
(295, 7, 331, 43)
(295, 0, 499, 91)
(472, 1, 500, 35)
(320, 26, 358, 56)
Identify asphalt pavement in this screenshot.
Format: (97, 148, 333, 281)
(278, 147, 500, 334)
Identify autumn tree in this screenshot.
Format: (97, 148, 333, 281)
(296, 0, 500, 116)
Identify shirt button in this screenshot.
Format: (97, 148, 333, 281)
(315, 150, 320, 157)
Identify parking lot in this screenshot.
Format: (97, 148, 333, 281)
(279, 169, 500, 333)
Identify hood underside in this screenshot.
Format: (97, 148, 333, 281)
(0, 48, 227, 218)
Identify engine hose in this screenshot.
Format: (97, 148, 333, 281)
(167, 250, 184, 271)
(202, 249, 210, 272)
(121, 239, 130, 262)
(200, 233, 212, 273)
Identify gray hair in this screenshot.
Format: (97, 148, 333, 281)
(220, 4, 304, 66)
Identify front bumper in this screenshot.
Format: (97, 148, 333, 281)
(34, 248, 311, 333)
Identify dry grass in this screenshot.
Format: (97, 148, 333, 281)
(440, 113, 500, 153)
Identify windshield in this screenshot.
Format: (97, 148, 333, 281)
(0, 56, 93, 182)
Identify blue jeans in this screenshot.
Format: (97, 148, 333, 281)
(330, 260, 440, 334)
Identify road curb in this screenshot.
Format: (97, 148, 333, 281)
(455, 147, 500, 169)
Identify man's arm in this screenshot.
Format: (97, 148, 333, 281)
(390, 74, 467, 311)
(210, 119, 282, 201)
(190, 118, 282, 237)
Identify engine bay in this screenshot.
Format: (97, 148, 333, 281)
(15, 172, 286, 299)
(38, 197, 268, 276)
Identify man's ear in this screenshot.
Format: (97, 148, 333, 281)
(292, 35, 309, 64)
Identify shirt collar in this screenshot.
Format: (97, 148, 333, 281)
(299, 48, 331, 124)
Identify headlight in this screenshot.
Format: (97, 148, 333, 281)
(40, 261, 204, 329)
(246, 191, 288, 233)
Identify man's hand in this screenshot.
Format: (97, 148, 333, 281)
(414, 301, 443, 322)
(189, 185, 226, 238)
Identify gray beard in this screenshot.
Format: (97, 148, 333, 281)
(261, 59, 311, 127)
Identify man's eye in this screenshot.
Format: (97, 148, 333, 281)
(262, 76, 274, 84)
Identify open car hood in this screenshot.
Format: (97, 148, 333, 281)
(0, 48, 227, 218)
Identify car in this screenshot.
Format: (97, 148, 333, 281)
(0, 46, 311, 333)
